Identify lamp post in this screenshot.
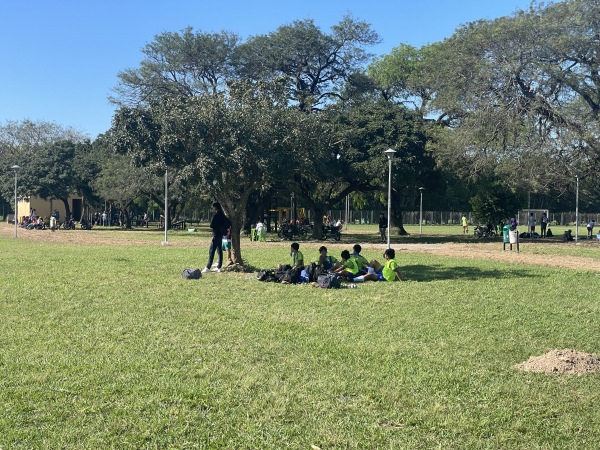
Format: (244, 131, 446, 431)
(575, 175, 579, 243)
(418, 187, 425, 235)
(11, 165, 20, 238)
(163, 168, 168, 245)
(384, 148, 396, 249)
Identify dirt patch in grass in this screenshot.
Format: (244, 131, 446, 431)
(394, 241, 600, 272)
(514, 349, 600, 375)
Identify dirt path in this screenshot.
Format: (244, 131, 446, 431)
(2, 224, 598, 272)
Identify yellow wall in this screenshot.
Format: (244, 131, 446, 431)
(16, 196, 82, 222)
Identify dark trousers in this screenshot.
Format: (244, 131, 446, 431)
(206, 235, 223, 269)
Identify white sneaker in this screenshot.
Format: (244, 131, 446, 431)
(213, 268, 222, 273)
(201, 267, 210, 274)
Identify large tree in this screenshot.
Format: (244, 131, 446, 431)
(328, 100, 441, 234)
(0, 120, 88, 207)
(112, 28, 240, 106)
(234, 16, 384, 233)
(422, 0, 600, 208)
(92, 152, 160, 228)
(111, 80, 312, 263)
(236, 16, 381, 112)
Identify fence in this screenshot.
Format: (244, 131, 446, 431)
(326, 210, 600, 227)
(184, 208, 599, 227)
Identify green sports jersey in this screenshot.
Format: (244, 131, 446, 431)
(382, 258, 399, 281)
(292, 250, 304, 267)
(351, 253, 368, 270)
(343, 257, 360, 275)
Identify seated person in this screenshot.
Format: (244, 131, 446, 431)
(317, 246, 339, 271)
(350, 244, 369, 275)
(353, 248, 402, 282)
(278, 242, 304, 271)
(333, 250, 360, 279)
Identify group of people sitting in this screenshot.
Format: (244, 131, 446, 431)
(278, 243, 402, 283)
(20, 215, 46, 230)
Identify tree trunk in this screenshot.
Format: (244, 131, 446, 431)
(391, 207, 409, 235)
(310, 205, 328, 239)
(124, 206, 133, 229)
(230, 217, 244, 264)
(219, 190, 252, 266)
(60, 197, 71, 219)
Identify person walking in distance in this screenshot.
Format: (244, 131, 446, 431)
(378, 212, 387, 243)
(461, 214, 468, 234)
(529, 212, 536, 235)
(202, 202, 232, 273)
(540, 212, 549, 237)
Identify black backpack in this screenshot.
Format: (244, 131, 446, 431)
(279, 267, 301, 284)
(317, 272, 341, 289)
(257, 269, 279, 282)
(181, 268, 201, 279)
(306, 262, 318, 282)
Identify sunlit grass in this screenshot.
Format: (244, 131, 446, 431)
(1, 232, 599, 449)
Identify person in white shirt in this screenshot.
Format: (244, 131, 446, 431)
(587, 219, 596, 239)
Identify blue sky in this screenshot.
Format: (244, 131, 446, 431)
(1, 0, 535, 139)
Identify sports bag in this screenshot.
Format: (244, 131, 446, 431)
(279, 267, 301, 284)
(257, 269, 279, 282)
(181, 268, 201, 279)
(317, 272, 341, 289)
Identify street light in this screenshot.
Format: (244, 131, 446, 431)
(418, 187, 425, 235)
(384, 148, 396, 249)
(11, 165, 20, 238)
(163, 168, 168, 245)
(575, 175, 579, 243)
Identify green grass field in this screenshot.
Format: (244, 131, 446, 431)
(1, 224, 599, 449)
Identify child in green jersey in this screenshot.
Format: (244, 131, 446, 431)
(353, 248, 402, 282)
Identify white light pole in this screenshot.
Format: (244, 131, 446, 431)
(384, 149, 396, 249)
(575, 175, 579, 243)
(163, 168, 168, 245)
(11, 165, 20, 238)
(419, 187, 425, 235)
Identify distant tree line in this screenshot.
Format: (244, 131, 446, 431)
(1, 0, 599, 263)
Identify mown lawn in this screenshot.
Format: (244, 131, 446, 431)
(1, 231, 599, 449)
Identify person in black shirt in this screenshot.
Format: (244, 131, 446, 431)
(202, 202, 231, 273)
(378, 212, 387, 243)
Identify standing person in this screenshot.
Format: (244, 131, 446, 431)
(222, 227, 234, 266)
(378, 212, 387, 243)
(587, 219, 596, 239)
(529, 213, 536, 235)
(461, 214, 468, 234)
(201, 202, 232, 273)
(540, 212, 549, 237)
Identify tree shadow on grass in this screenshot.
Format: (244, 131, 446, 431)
(403, 264, 542, 282)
